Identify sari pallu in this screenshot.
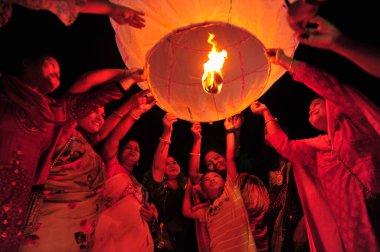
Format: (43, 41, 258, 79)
(20, 130, 105, 251)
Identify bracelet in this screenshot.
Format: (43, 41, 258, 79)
(189, 152, 201, 156)
(159, 137, 171, 144)
(265, 117, 278, 126)
(113, 110, 124, 119)
(225, 127, 239, 134)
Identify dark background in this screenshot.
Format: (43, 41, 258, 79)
(1, 1, 379, 184)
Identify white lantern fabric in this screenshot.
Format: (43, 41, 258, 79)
(110, 0, 297, 122)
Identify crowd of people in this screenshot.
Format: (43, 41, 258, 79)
(1, 0, 379, 251)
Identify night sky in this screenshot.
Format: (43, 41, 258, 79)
(1, 1, 379, 183)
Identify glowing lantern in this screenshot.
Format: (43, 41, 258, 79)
(202, 33, 227, 95)
(110, 0, 298, 122)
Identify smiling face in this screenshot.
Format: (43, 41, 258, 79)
(77, 107, 105, 134)
(308, 97, 327, 132)
(201, 171, 225, 201)
(165, 156, 181, 179)
(204, 151, 226, 173)
(119, 140, 140, 171)
(24, 56, 61, 95)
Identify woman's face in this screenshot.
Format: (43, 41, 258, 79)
(308, 98, 327, 132)
(120, 140, 140, 168)
(165, 156, 181, 179)
(32, 56, 61, 94)
(204, 151, 226, 173)
(77, 107, 105, 134)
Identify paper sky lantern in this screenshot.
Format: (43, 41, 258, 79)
(110, 0, 297, 122)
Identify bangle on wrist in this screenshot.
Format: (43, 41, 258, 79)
(159, 137, 171, 144)
(189, 152, 201, 156)
(225, 127, 239, 134)
(113, 110, 124, 119)
(265, 117, 278, 126)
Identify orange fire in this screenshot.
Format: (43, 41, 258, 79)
(202, 33, 227, 94)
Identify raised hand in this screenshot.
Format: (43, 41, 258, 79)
(297, 16, 341, 50)
(224, 116, 234, 131)
(162, 113, 178, 133)
(191, 122, 202, 140)
(129, 90, 156, 120)
(232, 113, 244, 129)
(128, 89, 151, 108)
(137, 94, 156, 114)
(265, 48, 294, 71)
(287, 0, 319, 33)
(265, 48, 285, 64)
(140, 203, 157, 223)
(120, 68, 147, 90)
(109, 3, 145, 28)
(250, 100, 269, 116)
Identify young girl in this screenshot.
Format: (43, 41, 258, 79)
(183, 115, 257, 252)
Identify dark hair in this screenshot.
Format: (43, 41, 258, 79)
(166, 155, 187, 188)
(21, 54, 55, 73)
(199, 170, 225, 191)
(200, 146, 225, 172)
(310, 94, 324, 102)
(117, 139, 141, 163)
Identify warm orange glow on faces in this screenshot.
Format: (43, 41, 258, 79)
(202, 33, 227, 94)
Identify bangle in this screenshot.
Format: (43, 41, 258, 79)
(159, 137, 171, 144)
(113, 110, 124, 119)
(189, 152, 201, 156)
(225, 127, 239, 134)
(265, 117, 278, 126)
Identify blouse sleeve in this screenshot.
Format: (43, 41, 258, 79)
(105, 153, 125, 178)
(9, 0, 87, 26)
(292, 62, 355, 112)
(65, 82, 124, 124)
(265, 128, 316, 167)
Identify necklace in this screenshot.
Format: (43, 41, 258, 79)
(269, 161, 286, 189)
(274, 169, 283, 186)
(51, 136, 73, 168)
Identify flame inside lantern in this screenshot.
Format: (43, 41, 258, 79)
(202, 33, 227, 94)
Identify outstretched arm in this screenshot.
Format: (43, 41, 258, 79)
(188, 122, 202, 185)
(92, 89, 151, 145)
(224, 115, 239, 180)
(286, 0, 320, 34)
(231, 113, 244, 158)
(80, 0, 145, 28)
(5, 0, 145, 28)
(298, 16, 380, 78)
(151, 113, 177, 183)
(182, 180, 199, 219)
(68, 68, 144, 94)
(250, 101, 282, 137)
(265, 48, 354, 107)
(102, 92, 156, 160)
